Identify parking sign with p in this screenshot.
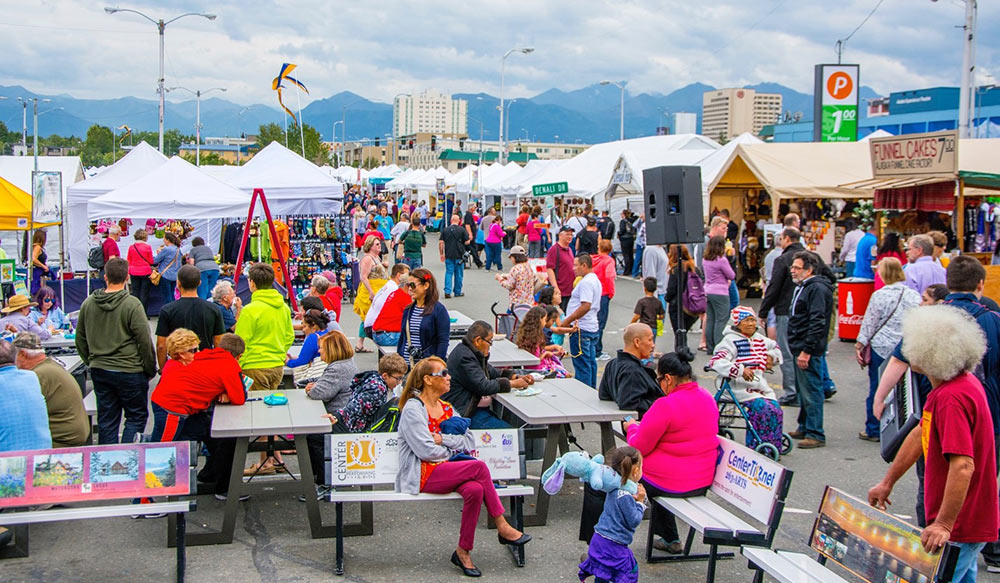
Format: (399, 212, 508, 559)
(814, 64, 860, 142)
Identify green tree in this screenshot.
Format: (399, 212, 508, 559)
(82, 124, 114, 166)
(0, 122, 18, 154)
(256, 122, 329, 165)
(180, 151, 232, 166)
(131, 129, 194, 156)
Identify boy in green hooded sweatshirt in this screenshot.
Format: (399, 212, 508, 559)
(235, 263, 294, 391)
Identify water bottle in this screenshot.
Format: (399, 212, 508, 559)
(846, 291, 855, 315)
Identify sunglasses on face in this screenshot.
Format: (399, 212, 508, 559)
(42, 298, 54, 303)
(427, 369, 450, 378)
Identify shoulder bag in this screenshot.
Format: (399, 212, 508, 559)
(857, 289, 904, 368)
(150, 247, 178, 286)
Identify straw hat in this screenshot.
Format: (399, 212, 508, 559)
(2, 294, 36, 314)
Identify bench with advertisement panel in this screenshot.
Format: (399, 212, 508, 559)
(742, 486, 959, 583)
(323, 428, 533, 576)
(649, 438, 793, 583)
(0, 441, 197, 582)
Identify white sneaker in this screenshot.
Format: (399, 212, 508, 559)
(987, 563, 1000, 574)
(597, 352, 612, 361)
(215, 493, 251, 502)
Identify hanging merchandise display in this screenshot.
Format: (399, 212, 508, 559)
(285, 214, 357, 301)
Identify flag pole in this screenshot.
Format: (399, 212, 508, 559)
(295, 84, 306, 159)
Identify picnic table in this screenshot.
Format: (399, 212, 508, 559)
(54, 354, 84, 375)
(494, 377, 635, 526)
(447, 338, 540, 368)
(448, 309, 474, 334)
(41, 334, 77, 349)
(181, 389, 334, 546)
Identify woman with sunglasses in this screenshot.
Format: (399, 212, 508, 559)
(397, 267, 450, 364)
(396, 356, 531, 576)
(30, 286, 70, 333)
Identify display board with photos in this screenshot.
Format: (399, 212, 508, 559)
(0, 442, 191, 508)
(811, 487, 954, 583)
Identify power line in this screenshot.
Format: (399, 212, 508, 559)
(836, 0, 887, 63)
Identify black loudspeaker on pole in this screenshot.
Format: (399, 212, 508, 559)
(642, 165, 704, 246)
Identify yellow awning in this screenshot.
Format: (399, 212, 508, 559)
(0, 175, 59, 230)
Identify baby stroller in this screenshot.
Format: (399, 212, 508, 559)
(713, 375, 793, 461)
(492, 301, 532, 339)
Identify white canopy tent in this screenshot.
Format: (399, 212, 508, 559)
(88, 157, 250, 220)
(226, 142, 344, 214)
(384, 168, 422, 191)
(65, 142, 166, 271)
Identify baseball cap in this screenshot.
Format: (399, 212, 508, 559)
(558, 225, 575, 233)
(12, 331, 42, 350)
(509, 245, 527, 257)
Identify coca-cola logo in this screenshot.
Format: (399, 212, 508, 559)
(838, 314, 865, 326)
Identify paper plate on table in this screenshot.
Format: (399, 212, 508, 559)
(513, 387, 542, 397)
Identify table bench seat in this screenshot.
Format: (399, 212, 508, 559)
(656, 495, 763, 543)
(329, 485, 533, 504)
(0, 501, 192, 526)
(742, 547, 850, 583)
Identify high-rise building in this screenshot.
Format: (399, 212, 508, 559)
(702, 88, 782, 140)
(660, 112, 698, 135)
(393, 90, 468, 137)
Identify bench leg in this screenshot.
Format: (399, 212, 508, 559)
(506, 496, 525, 567)
(335, 502, 344, 576)
(706, 543, 717, 583)
(176, 512, 186, 583)
(0, 525, 29, 559)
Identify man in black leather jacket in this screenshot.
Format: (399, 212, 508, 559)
(598, 323, 660, 417)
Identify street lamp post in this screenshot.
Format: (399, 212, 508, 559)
(105, 7, 216, 153)
(332, 120, 343, 167)
(504, 99, 517, 158)
(499, 47, 533, 164)
(16, 97, 28, 153)
(600, 80, 627, 140)
(167, 86, 225, 166)
(237, 106, 250, 165)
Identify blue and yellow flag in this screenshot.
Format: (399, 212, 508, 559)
(272, 63, 309, 124)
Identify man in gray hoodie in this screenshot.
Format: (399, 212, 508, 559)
(76, 257, 157, 444)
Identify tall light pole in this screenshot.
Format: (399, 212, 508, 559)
(332, 120, 343, 167)
(167, 86, 225, 165)
(105, 7, 216, 153)
(499, 46, 533, 164)
(600, 80, 627, 140)
(504, 99, 516, 157)
(236, 106, 250, 165)
(16, 97, 28, 152)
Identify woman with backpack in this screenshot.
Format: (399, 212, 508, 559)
(664, 244, 703, 340)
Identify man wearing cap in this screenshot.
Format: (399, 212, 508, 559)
(13, 332, 89, 448)
(0, 294, 52, 340)
(546, 226, 576, 312)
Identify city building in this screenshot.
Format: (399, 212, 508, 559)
(177, 142, 258, 164)
(337, 140, 393, 169)
(393, 133, 589, 171)
(393, 90, 468, 137)
(702, 88, 782, 141)
(657, 112, 698, 135)
(771, 85, 1000, 142)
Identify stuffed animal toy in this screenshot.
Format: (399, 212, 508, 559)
(541, 451, 638, 496)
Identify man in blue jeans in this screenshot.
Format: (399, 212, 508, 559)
(75, 257, 157, 444)
(439, 213, 468, 298)
(563, 253, 603, 388)
(786, 251, 833, 449)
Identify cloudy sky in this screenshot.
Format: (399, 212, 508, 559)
(3, 0, 997, 104)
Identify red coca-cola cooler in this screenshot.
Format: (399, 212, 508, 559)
(837, 278, 875, 341)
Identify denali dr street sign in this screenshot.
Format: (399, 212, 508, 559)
(532, 182, 568, 196)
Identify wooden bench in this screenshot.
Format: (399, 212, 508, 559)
(742, 486, 959, 583)
(0, 441, 197, 582)
(324, 428, 533, 576)
(649, 438, 793, 583)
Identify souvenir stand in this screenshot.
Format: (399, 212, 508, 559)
(283, 214, 356, 301)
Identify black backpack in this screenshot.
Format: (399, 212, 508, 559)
(88, 246, 106, 269)
(367, 397, 400, 433)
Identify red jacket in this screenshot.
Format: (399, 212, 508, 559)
(372, 289, 411, 333)
(592, 253, 616, 298)
(516, 212, 529, 234)
(151, 349, 246, 415)
(321, 288, 343, 321)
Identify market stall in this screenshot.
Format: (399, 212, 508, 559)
(226, 141, 344, 214)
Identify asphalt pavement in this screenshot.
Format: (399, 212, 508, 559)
(6, 233, 999, 583)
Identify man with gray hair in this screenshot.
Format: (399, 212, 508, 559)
(444, 320, 535, 428)
(309, 274, 343, 321)
(904, 234, 946, 294)
(13, 332, 89, 447)
(102, 224, 122, 264)
(211, 280, 241, 332)
(0, 338, 51, 452)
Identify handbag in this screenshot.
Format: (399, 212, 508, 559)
(149, 247, 178, 286)
(858, 289, 904, 368)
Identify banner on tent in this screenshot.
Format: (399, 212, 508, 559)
(32, 171, 63, 225)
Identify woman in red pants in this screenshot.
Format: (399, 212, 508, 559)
(395, 356, 532, 577)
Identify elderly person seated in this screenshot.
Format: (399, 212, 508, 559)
(869, 306, 998, 580)
(0, 294, 52, 340)
(211, 280, 242, 332)
(13, 332, 89, 448)
(309, 274, 343, 322)
(0, 339, 51, 452)
(396, 356, 530, 577)
(598, 323, 660, 418)
(444, 320, 535, 429)
(622, 348, 719, 554)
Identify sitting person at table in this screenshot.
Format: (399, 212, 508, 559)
(285, 309, 330, 386)
(211, 280, 242, 332)
(445, 320, 535, 429)
(30, 286, 70, 332)
(513, 306, 569, 378)
(150, 329, 246, 500)
(308, 274, 343, 323)
(397, 268, 451, 364)
(0, 339, 51, 453)
(12, 332, 89, 448)
(364, 263, 411, 347)
(598, 322, 661, 418)
(305, 331, 360, 414)
(620, 349, 720, 554)
(305, 353, 408, 492)
(0, 294, 52, 340)
(298, 296, 342, 333)
(396, 356, 531, 577)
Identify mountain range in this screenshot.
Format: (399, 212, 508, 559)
(0, 82, 881, 146)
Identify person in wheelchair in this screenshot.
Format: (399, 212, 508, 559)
(708, 306, 784, 451)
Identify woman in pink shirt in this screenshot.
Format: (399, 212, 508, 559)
(126, 228, 155, 315)
(702, 236, 736, 352)
(624, 348, 719, 554)
(525, 211, 543, 258)
(484, 216, 506, 271)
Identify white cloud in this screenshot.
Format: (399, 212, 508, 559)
(0, 0, 996, 105)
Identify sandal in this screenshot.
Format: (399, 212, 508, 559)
(243, 462, 276, 476)
(355, 347, 374, 353)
